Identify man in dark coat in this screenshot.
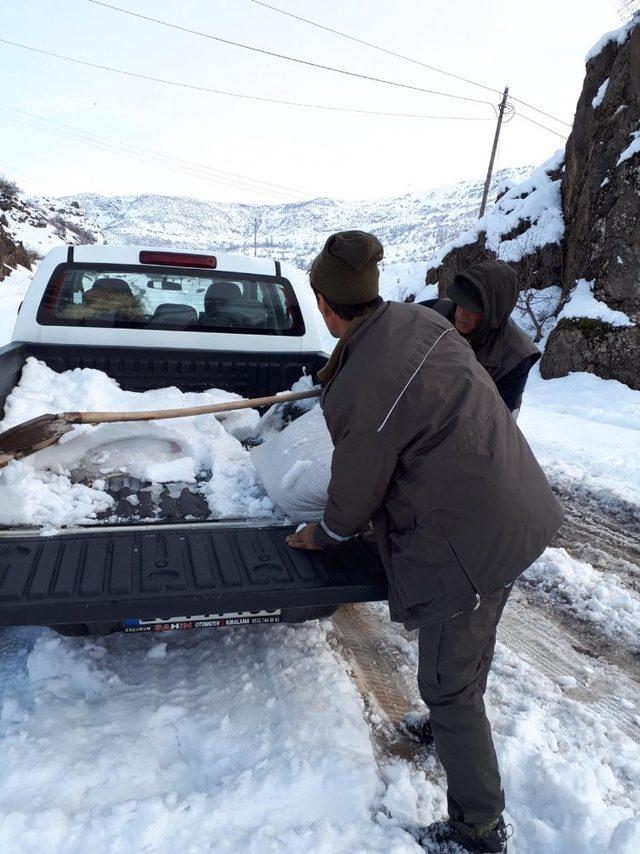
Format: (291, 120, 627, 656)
(286, 231, 563, 853)
(420, 261, 540, 417)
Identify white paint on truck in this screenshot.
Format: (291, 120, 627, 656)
(12, 244, 329, 355)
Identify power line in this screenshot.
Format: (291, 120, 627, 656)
(0, 104, 313, 199)
(88, 0, 495, 107)
(248, 0, 573, 128)
(0, 108, 313, 201)
(250, 0, 503, 96)
(0, 38, 492, 122)
(513, 111, 568, 139)
(508, 96, 572, 128)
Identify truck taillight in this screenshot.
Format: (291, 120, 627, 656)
(139, 251, 217, 269)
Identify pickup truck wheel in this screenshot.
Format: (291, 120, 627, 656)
(282, 605, 339, 624)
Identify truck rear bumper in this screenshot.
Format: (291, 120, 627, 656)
(0, 522, 387, 627)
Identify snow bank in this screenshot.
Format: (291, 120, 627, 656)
(519, 368, 640, 507)
(585, 13, 640, 63)
(0, 621, 421, 853)
(0, 358, 272, 528)
(557, 279, 634, 326)
(524, 547, 640, 651)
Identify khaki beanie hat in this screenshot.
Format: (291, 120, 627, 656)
(310, 230, 384, 305)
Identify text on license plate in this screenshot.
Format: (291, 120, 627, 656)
(122, 610, 281, 633)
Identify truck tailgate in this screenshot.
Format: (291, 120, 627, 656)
(0, 524, 387, 627)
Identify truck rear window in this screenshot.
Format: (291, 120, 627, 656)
(37, 264, 305, 336)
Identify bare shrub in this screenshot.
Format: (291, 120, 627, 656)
(49, 214, 97, 244)
(516, 287, 563, 342)
(24, 247, 43, 266)
(0, 175, 20, 201)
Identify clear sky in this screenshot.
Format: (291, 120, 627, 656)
(0, 0, 623, 203)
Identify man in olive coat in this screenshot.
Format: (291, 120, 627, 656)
(420, 260, 540, 417)
(287, 231, 563, 853)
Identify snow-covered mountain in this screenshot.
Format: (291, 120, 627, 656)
(62, 166, 531, 271)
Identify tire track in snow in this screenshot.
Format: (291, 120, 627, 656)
(553, 483, 640, 590)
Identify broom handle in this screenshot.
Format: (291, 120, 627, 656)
(77, 388, 321, 425)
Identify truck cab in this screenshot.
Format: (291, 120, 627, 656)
(0, 246, 386, 636)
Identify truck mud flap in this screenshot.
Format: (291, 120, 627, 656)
(0, 525, 387, 628)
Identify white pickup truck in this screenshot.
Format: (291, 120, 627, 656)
(0, 245, 386, 635)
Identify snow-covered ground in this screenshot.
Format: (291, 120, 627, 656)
(0, 266, 32, 346)
(0, 620, 425, 854)
(519, 367, 640, 506)
(1, 216, 639, 853)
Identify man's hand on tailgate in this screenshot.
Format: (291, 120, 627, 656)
(286, 523, 323, 550)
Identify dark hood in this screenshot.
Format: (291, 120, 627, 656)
(452, 261, 519, 344)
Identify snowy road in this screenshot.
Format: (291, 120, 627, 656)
(0, 620, 422, 854)
(0, 487, 639, 853)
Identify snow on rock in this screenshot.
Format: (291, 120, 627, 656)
(592, 78, 609, 109)
(616, 127, 640, 166)
(0, 358, 272, 528)
(557, 279, 634, 326)
(523, 547, 640, 651)
(418, 150, 565, 299)
(483, 151, 565, 263)
(0, 621, 420, 854)
(585, 12, 640, 63)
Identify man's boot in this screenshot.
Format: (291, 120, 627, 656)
(400, 711, 434, 744)
(417, 816, 511, 853)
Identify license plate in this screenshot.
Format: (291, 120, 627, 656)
(122, 609, 282, 633)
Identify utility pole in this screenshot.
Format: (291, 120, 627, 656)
(254, 218, 258, 257)
(479, 86, 509, 218)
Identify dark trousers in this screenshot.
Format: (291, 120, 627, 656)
(418, 585, 511, 828)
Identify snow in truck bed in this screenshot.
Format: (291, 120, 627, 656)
(0, 358, 277, 529)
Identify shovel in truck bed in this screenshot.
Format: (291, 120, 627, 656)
(0, 388, 321, 468)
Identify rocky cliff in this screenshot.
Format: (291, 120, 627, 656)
(0, 178, 103, 281)
(418, 14, 640, 390)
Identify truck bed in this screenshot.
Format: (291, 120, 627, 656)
(0, 341, 388, 629)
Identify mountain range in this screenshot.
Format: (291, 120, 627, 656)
(61, 166, 531, 271)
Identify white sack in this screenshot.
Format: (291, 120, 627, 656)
(251, 406, 333, 522)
